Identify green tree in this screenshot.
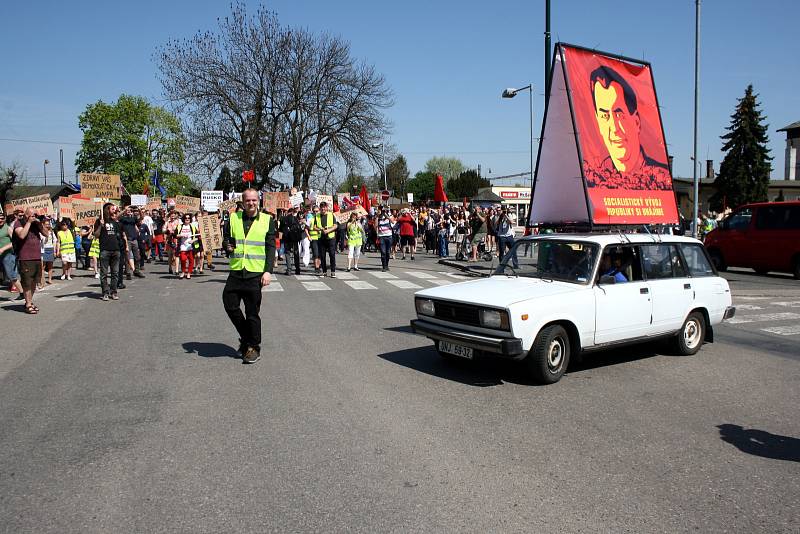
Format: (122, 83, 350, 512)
(0, 161, 24, 209)
(405, 171, 436, 202)
(76, 94, 188, 194)
(710, 85, 772, 211)
(447, 169, 490, 199)
(424, 156, 464, 183)
(338, 172, 367, 194)
(386, 154, 410, 194)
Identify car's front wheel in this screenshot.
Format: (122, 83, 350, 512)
(527, 324, 570, 384)
(674, 311, 705, 356)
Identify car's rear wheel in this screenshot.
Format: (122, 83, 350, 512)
(527, 324, 570, 384)
(674, 311, 705, 356)
(709, 249, 727, 272)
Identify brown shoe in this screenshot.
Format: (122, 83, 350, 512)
(243, 347, 261, 364)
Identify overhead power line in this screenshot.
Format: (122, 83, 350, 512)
(0, 137, 81, 146)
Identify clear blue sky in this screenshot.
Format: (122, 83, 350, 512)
(1, 0, 798, 186)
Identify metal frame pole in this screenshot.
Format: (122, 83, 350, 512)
(529, 87, 534, 190)
(692, 0, 701, 238)
(381, 143, 387, 193)
(545, 0, 551, 97)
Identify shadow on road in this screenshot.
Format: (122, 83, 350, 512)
(54, 291, 102, 300)
(568, 342, 664, 373)
(196, 279, 226, 284)
(383, 325, 415, 334)
(717, 424, 800, 462)
(181, 341, 239, 359)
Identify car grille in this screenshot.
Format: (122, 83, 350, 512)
(433, 300, 480, 327)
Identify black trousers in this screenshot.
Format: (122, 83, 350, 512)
(318, 237, 336, 273)
(284, 241, 300, 274)
(222, 274, 263, 348)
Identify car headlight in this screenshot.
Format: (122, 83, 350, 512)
(415, 298, 435, 316)
(479, 309, 509, 330)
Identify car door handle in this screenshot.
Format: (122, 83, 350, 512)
(684, 283, 691, 289)
(640, 287, 649, 294)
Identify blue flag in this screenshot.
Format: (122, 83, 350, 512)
(152, 170, 167, 198)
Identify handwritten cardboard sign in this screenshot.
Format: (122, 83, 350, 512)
(130, 194, 147, 206)
(10, 194, 55, 217)
(289, 192, 304, 208)
(57, 196, 75, 221)
(218, 199, 238, 213)
(145, 197, 162, 212)
(198, 214, 222, 250)
(174, 195, 201, 213)
(73, 199, 103, 227)
(334, 205, 367, 224)
(262, 192, 291, 214)
(315, 194, 333, 207)
(79, 173, 121, 199)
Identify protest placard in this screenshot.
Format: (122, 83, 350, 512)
(79, 173, 121, 199)
(145, 197, 162, 212)
(73, 199, 103, 227)
(57, 196, 75, 221)
(407, 193, 414, 203)
(10, 194, 55, 217)
(198, 214, 223, 250)
(316, 194, 333, 207)
(201, 190, 224, 211)
(174, 195, 201, 213)
(334, 205, 367, 224)
(216, 199, 237, 213)
(130, 194, 147, 206)
(289, 192, 304, 208)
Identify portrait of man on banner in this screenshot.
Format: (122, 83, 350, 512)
(565, 48, 672, 192)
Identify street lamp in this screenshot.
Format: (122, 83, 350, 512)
(501, 85, 534, 189)
(371, 142, 387, 192)
(43, 159, 50, 186)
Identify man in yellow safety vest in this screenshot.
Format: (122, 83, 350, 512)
(222, 188, 276, 364)
(311, 201, 338, 278)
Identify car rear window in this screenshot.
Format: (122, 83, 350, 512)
(755, 205, 800, 230)
(679, 243, 715, 277)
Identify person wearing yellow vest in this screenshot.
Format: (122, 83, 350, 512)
(311, 201, 338, 278)
(222, 189, 276, 364)
(55, 220, 76, 280)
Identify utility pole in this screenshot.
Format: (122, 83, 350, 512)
(59, 149, 65, 185)
(692, 0, 701, 238)
(544, 0, 551, 98)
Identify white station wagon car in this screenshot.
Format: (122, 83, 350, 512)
(411, 233, 736, 384)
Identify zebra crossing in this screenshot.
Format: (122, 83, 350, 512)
(261, 269, 469, 293)
(723, 296, 800, 337)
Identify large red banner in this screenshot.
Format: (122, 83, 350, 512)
(562, 45, 678, 224)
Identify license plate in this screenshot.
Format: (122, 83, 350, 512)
(439, 341, 474, 359)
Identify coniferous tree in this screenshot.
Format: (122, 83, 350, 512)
(710, 85, 772, 211)
(214, 166, 233, 192)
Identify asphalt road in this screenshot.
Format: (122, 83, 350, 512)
(1, 251, 798, 533)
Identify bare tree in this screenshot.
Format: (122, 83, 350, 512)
(156, 3, 392, 192)
(157, 3, 287, 190)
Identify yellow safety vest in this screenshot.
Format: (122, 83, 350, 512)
(57, 230, 75, 254)
(229, 212, 271, 272)
(313, 213, 336, 240)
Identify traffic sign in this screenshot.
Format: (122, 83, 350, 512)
(381, 190, 390, 201)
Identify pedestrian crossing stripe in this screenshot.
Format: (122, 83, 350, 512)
(263, 282, 283, 292)
(334, 271, 358, 280)
(773, 301, 800, 308)
(735, 304, 763, 311)
(727, 312, 800, 324)
(761, 325, 800, 336)
(301, 281, 331, 291)
(404, 271, 438, 279)
(295, 274, 318, 281)
(387, 280, 422, 289)
(345, 281, 377, 290)
(426, 279, 454, 285)
(368, 271, 398, 279)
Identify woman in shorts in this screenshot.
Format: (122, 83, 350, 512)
(39, 226, 56, 287)
(55, 220, 76, 280)
(345, 212, 364, 272)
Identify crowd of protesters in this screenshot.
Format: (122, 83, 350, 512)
(1, 198, 523, 313)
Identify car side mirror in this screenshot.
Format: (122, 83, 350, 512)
(599, 274, 616, 285)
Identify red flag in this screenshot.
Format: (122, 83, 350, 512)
(434, 174, 448, 203)
(462, 196, 468, 209)
(360, 184, 371, 212)
(242, 169, 254, 183)
(142, 180, 149, 196)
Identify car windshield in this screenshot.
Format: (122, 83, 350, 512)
(494, 238, 599, 284)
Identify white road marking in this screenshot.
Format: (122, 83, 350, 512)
(404, 271, 438, 279)
(262, 282, 283, 292)
(334, 271, 358, 280)
(735, 296, 770, 301)
(761, 325, 800, 336)
(345, 281, 377, 290)
(55, 296, 88, 301)
(773, 301, 800, 308)
(295, 275, 318, 281)
(440, 272, 470, 279)
(387, 280, 422, 289)
(426, 279, 453, 285)
(735, 304, 764, 311)
(368, 271, 398, 279)
(727, 312, 800, 324)
(302, 281, 331, 291)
